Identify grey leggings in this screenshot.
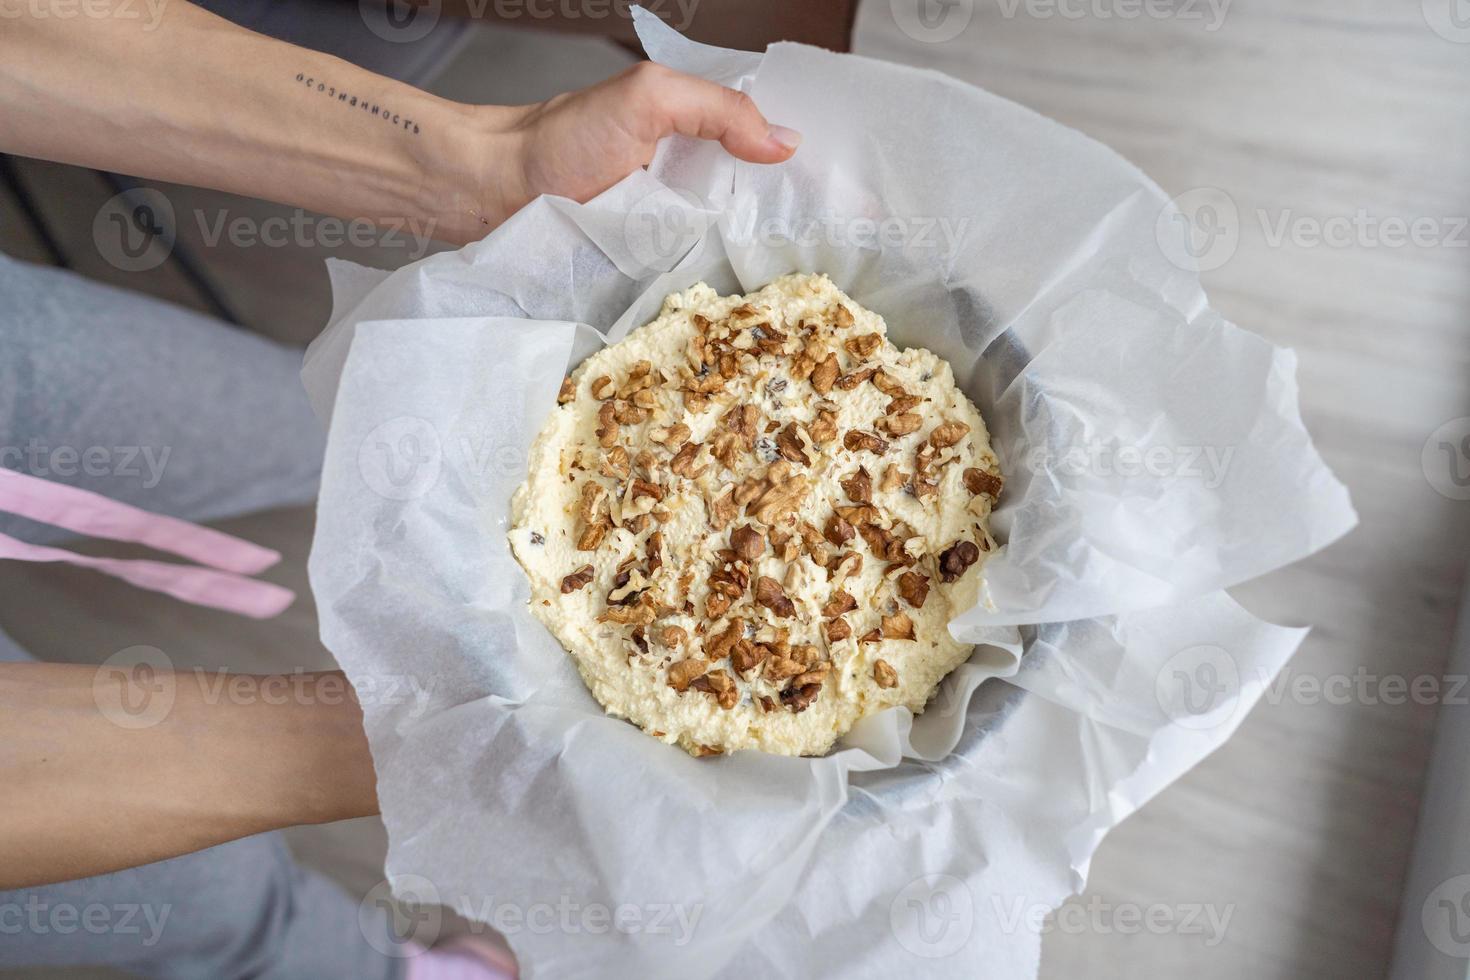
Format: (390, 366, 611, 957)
(0, 255, 403, 980)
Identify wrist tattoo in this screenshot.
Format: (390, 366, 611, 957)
(295, 73, 421, 135)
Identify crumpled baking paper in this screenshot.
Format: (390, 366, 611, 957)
(303, 11, 1357, 978)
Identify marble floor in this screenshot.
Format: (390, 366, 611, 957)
(2, 1, 1468, 977)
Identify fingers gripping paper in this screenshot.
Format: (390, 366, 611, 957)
(303, 12, 1355, 978)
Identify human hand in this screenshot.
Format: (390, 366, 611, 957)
(430, 63, 800, 243)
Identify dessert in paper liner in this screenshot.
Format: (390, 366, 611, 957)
(302, 12, 1356, 979)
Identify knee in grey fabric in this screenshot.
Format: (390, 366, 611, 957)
(0, 255, 325, 544)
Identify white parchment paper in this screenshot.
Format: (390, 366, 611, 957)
(304, 13, 1357, 978)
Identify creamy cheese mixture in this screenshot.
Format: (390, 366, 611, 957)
(509, 274, 1002, 757)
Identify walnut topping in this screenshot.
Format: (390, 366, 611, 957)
(823, 514, 855, 547)
(730, 525, 765, 560)
(776, 422, 812, 466)
(595, 402, 618, 448)
(872, 370, 906, 396)
(667, 658, 708, 692)
(756, 576, 797, 618)
(560, 565, 594, 594)
(929, 421, 970, 449)
(590, 375, 614, 399)
(730, 639, 765, 674)
(938, 540, 981, 583)
(557, 376, 576, 404)
(764, 655, 807, 682)
(963, 467, 1005, 499)
(660, 625, 688, 648)
(691, 669, 738, 709)
(879, 464, 904, 492)
(807, 408, 838, 446)
(824, 617, 852, 642)
(706, 619, 743, 661)
(600, 446, 630, 480)
(750, 474, 811, 526)
(880, 413, 923, 436)
(881, 611, 915, 640)
(832, 304, 854, 328)
(844, 333, 882, 359)
(652, 422, 691, 446)
(858, 628, 882, 644)
(835, 367, 876, 391)
(780, 681, 822, 713)
(821, 591, 857, 617)
(873, 659, 898, 688)
(709, 487, 738, 530)
(578, 522, 609, 550)
(841, 466, 872, 503)
(670, 441, 706, 479)
(810, 354, 839, 394)
(842, 430, 889, 455)
(897, 571, 930, 609)
(630, 478, 664, 502)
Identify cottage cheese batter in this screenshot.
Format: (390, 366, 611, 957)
(509, 274, 1002, 756)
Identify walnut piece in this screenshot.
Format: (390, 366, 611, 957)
(881, 611, 916, 640)
(667, 658, 709, 692)
(756, 576, 797, 618)
(560, 565, 594, 594)
(897, 571, 930, 609)
(873, 659, 898, 689)
(842, 430, 889, 455)
(730, 525, 765, 560)
(810, 354, 839, 394)
(840, 467, 872, 504)
(963, 467, 1004, 499)
(929, 421, 970, 449)
(938, 540, 981, 583)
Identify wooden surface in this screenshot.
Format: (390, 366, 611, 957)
(2, 3, 1468, 978)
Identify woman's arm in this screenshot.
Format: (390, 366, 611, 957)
(0, 0, 798, 245)
(0, 663, 377, 890)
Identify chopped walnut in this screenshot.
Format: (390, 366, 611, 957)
(600, 446, 631, 480)
(810, 354, 839, 394)
(660, 625, 688, 648)
(858, 627, 882, 644)
(755, 576, 797, 618)
(821, 591, 857, 617)
(776, 422, 812, 466)
(832, 304, 854, 328)
(560, 565, 594, 594)
(577, 522, 609, 551)
(691, 669, 738, 709)
(823, 514, 855, 547)
(590, 375, 614, 399)
(709, 487, 738, 530)
(881, 611, 915, 640)
(880, 465, 905, 492)
(730, 525, 765, 560)
(897, 571, 930, 609)
(730, 639, 765, 674)
(780, 682, 822, 713)
(825, 617, 852, 642)
(595, 402, 618, 448)
(834, 367, 876, 391)
(929, 421, 970, 449)
(557, 376, 576, 404)
(938, 540, 981, 583)
(871, 369, 906, 396)
(873, 659, 898, 689)
(750, 475, 811, 526)
(844, 333, 882, 359)
(807, 408, 838, 446)
(670, 441, 706, 479)
(963, 467, 1004, 499)
(840, 466, 872, 503)
(667, 658, 708, 692)
(881, 413, 923, 436)
(843, 430, 889, 455)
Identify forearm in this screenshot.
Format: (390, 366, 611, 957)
(0, 663, 377, 890)
(0, 0, 508, 243)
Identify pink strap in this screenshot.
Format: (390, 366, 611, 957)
(0, 469, 294, 619)
(0, 468, 281, 574)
